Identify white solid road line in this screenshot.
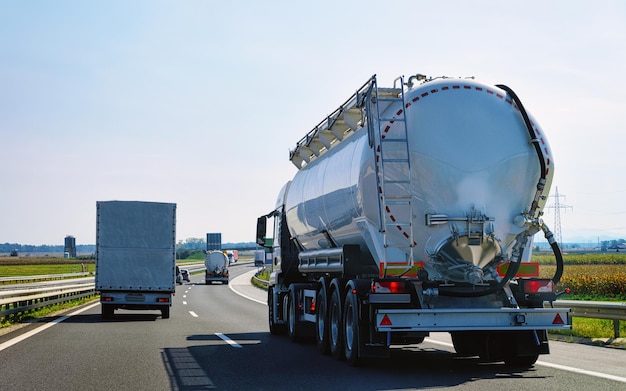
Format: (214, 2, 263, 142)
(228, 269, 265, 305)
(0, 301, 100, 353)
(425, 337, 626, 384)
(536, 361, 626, 384)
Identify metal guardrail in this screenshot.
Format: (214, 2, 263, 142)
(0, 262, 221, 319)
(546, 299, 626, 339)
(0, 272, 91, 284)
(0, 282, 96, 318)
(252, 273, 269, 288)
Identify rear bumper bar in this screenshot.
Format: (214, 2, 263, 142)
(376, 307, 571, 332)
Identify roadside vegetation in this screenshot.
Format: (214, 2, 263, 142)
(533, 253, 626, 301)
(0, 296, 97, 330)
(0, 257, 95, 280)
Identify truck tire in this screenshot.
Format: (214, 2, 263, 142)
(268, 287, 286, 335)
(329, 287, 345, 360)
(504, 354, 539, 368)
(287, 288, 300, 342)
(161, 306, 170, 319)
(315, 282, 330, 354)
(343, 289, 361, 366)
(451, 332, 482, 357)
(101, 304, 114, 319)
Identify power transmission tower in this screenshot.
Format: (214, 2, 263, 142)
(545, 186, 573, 244)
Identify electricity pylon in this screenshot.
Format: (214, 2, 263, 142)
(545, 186, 573, 244)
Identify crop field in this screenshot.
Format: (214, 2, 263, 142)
(0, 257, 95, 278)
(532, 253, 626, 300)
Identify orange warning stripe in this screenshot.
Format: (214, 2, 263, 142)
(379, 261, 424, 278)
(497, 262, 539, 277)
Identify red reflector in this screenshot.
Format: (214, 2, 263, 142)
(380, 314, 392, 326)
(101, 297, 113, 302)
(553, 313, 565, 325)
(157, 298, 170, 303)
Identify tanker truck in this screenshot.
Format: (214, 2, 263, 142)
(205, 250, 229, 284)
(256, 73, 571, 367)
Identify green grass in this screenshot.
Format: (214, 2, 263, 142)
(0, 263, 94, 277)
(1, 295, 98, 329)
(549, 317, 625, 343)
(251, 268, 270, 290)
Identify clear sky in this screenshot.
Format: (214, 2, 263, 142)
(1, 1, 624, 246)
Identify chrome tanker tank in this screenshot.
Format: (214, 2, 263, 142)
(284, 76, 553, 284)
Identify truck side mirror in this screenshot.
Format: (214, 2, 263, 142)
(256, 216, 267, 246)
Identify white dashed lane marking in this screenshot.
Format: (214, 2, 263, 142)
(215, 333, 242, 348)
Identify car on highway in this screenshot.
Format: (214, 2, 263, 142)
(176, 266, 183, 285)
(180, 269, 190, 282)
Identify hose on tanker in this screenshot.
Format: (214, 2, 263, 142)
(495, 84, 546, 181)
(496, 84, 548, 218)
(495, 84, 564, 284)
(542, 225, 564, 284)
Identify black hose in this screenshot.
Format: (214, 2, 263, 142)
(543, 228, 564, 284)
(495, 84, 546, 181)
(551, 241, 564, 284)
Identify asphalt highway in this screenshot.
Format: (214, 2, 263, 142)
(0, 263, 624, 390)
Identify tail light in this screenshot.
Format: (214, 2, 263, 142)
(521, 278, 555, 294)
(371, 280, 408, 293)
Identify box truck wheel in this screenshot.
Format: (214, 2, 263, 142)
(329, 287, 345, 361)
(343, 289, 361, 366)
(101, 304, 114, 319)
(315, 281, 330, 355)
(161, 306, 170, 319)
(505, 354, 538, 368)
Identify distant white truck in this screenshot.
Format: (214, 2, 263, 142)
(95, 201, 177, 319)
(205, 251, 229, 284)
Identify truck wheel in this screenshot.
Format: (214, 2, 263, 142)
(268, 287, 286, 335)
(343, 289, 361, 366)
(451, 332, 481, 357)
(161, 306, 170, 319)
(315, 283, 330, 354)
(287, 287, 300, 342)
(505, 354, 539, 368)
(329, 288, 345, 360)
(101, 304, 114, 319)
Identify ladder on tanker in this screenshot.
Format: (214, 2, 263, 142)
(369, 76, 415, 277)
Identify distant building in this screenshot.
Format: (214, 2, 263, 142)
(607, 243, 626, 252)
(64, 235, 77, 258)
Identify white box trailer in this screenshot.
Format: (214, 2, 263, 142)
(95, 201, 177, 319)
